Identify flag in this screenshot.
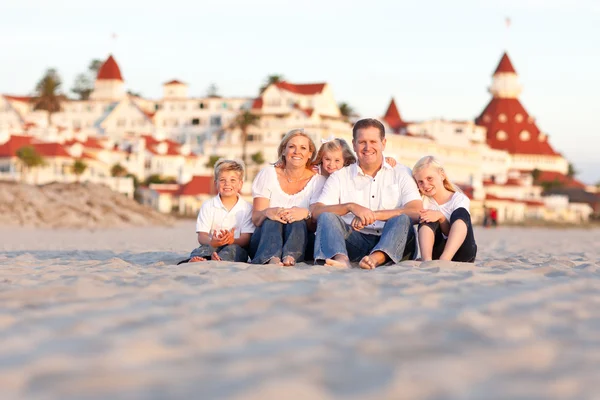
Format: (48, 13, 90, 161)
(505, 17, 511, 28)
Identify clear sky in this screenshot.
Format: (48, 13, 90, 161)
(2, 0, 599, 184)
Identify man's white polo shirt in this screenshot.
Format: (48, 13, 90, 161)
(316, 160, 421, 235)
(195, 195, 255, 238)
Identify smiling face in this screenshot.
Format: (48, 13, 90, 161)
(321, 149, 344, 176)
(413, 164, 446, 199)
(283, 135, 313, 168)
(353, 126, 386, 170)
(216, 170, 243, 198)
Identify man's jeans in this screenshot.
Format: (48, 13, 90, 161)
(249, 219, 308, 264)
(190, 243, 249, 262)
(314, 213, 415, 264)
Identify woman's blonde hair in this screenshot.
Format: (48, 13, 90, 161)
(313, 138, 357, 167)
(277, 128, 317, 167)
(412, 155, 457, 194)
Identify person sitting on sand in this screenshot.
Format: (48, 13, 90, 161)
(249, 129, 326, 266)
(312, 118, 422, 269)
(178, 159, 255, 264)
(412, 155, 477, 262)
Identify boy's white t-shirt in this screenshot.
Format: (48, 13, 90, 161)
(195, 194, 255, 239)
(423, 191, 470, 221)
(252, 165, 326, 208)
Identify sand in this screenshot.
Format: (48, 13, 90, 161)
(1, 223, 599, 400)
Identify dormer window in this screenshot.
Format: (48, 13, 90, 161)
(496, 130, 508, 141)
(519, 130, 530, 141)
(498, 114, 507, 122)
(483, 114, 491, 123)
(515, 113, 523, 123)
(539, 133, 546, 142)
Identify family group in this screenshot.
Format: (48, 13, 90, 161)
(178, 118, 477, 268)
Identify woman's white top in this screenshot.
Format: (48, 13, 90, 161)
(252, 165, 326, 208)
(423, 191, 470, 221)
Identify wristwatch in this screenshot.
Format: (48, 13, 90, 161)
(305, 210, 312, 220)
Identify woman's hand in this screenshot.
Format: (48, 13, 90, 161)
(419, 209, 443, 223)
(280, 207, 308, 223)
(385, 157, 397, 167)
(265, 207, 288, 223)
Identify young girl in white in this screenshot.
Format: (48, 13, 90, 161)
(313, 137, 398, 176)
(412, 156, 477, 262)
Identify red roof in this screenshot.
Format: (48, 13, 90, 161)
(32, 143, 72, 158)
(64, 137, 106, 150)
(537, 171, 586, 189)
(483, 177, 523, 187)
(494, 52, 517, 75)
(163, 79, 185, 85)
(0, 135, 35, 157)
(524, 199, 545, 207)
(179, 176, 215, 196)
(251, 98, 263, 110)
(3, 95, 33, 103)
(382, 98, 405, 132)
(275, 81, 326, 95)
(485, 194, 517, 202)
(97, 55, 124, 81)
(476, 98, 559, 155)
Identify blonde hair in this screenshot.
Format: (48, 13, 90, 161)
(412, 155, 457, 195)
(214, 158, 245, 181)
(277, 129, 317, 167)
(314, 138, 357, 167)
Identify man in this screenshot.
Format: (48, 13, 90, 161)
(312, 118, 422, 269)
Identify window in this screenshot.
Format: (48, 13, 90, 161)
(199, 102, 205, 109)
(222, 102, 228, 109)
(117, 119, 126, 127)
(519, 130, 530, 141)
(498, 113, 507, 122)
(210, 116, 222, 126)
(496, 130, 507, 141)
(191, 118, 200, 125)
(155, 104, 161, 111)
(483, 115, 491, 123)
(515, 113, 523, 123)
(455, 128, 463, 134)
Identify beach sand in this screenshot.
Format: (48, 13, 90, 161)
(1, 223, 599, 400)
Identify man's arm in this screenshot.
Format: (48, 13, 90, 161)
(373, 199, 423, 224)
(311, 202, 353, 219)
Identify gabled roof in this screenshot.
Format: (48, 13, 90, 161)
(179, 175, 215, 196)
(382, 98, 405, 132)
(32, 142, 72, 158)
(494, 52, 517, 75)
(476, 98, 559, 155)
(274, 81, 326, 95)
(251, 98, 263, 110)
(163, 79, 186, 86)
(97, 55, 124, 81)
(3, 95, 34, 103)
(0, 135, 35, 157)
(537, 171, 586, 189)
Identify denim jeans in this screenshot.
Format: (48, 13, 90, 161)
(314, 212, 416, 264)
(189, 243, 249, 262)
(249, 219, 308, 264)
(418, 207, 477, 262)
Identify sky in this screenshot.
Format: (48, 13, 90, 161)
(2, 0, 599, 184)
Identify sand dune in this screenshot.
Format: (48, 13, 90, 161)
(1, 224, 599, 399)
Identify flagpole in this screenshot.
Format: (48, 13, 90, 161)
(505, 17, 511, 51)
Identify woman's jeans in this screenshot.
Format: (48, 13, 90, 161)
(314, 213, 416, 264)
(249, 219, 308, 264)
(418, 207, 477, 262)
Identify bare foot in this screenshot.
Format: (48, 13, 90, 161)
(282, 256, 296, 267)
(211, 252, 222, 261)
(189, 256, 207, 263)
(325, 255, 351, 268)
(359, 251, 387, 269)
(268, 257, 283, 265)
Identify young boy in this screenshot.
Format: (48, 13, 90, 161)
(178, 159, 255, 264)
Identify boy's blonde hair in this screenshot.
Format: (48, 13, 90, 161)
(412, 155, 457, 194)
(214, 158, 245, 181)
(277, 128, 317, 167)
(314, 138, 357, 167)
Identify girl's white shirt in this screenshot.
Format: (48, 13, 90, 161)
(423, 191, 470, 221)
(252, 165, 326, 208)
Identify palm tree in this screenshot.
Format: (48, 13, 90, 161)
(205, 155, 223, 169)
(531, 168, 541, 182)
(567, 162, 577, 178)
(32, 68, 63, 126)
(338, 102, 355, 121)
(231, 111, 260, 165)
(260, 74, 284, 93)
(16, 146, 46, 183)
(72, 159, 87, 182)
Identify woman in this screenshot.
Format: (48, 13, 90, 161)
(250, 129, 326, 266)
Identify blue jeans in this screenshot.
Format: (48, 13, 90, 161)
(314, 213, 416, 264)
(249, 219, 308, 264)
(189, 243, 249, 262)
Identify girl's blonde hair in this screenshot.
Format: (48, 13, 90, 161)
(277, 128, 317, 167)
(412, 155, 458, 195)
(313, 138, 357, 167)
